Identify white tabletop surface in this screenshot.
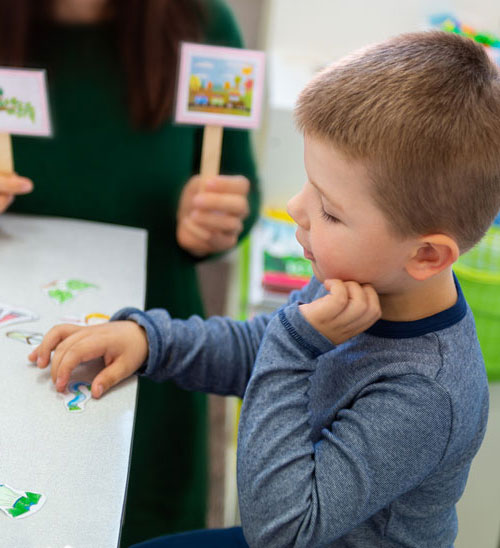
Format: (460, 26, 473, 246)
(0, 214, 146, 548)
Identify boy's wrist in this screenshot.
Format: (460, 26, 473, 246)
(279, 304, 337, 358)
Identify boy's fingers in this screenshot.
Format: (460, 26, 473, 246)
(325, 279, 349, 311)
(52, 337, 109, 392)
(341, 285, 381, 334)
(342, 282, 370, 322)
(91, 358, 133, 399)
(31, 324, 83, 368)
(362, 284, 382, 322)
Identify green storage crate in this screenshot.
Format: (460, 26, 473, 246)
(455, 223, 500, 381)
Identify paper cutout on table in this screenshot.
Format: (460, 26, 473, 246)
(6, 330, 43, 346)
(43, 279, 98, 304)
(61, 312, 110, 326)
(0, 67, 51, 136)
(175, 43, 265, 130)
(0, 484, 46, 519)
(61, 381, 92, 412)
(0, 303, 38, 328)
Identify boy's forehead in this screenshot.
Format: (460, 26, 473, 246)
(304, 135, 385, 214)
(304, 135, 370, 188)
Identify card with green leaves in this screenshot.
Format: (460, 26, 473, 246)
(0, 67, 52, 173)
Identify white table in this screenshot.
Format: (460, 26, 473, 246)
(0, 214, 146, 548)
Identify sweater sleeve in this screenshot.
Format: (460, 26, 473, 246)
(237, 303, 453, 547)
(111, 307, 270, 397)
(110, 279, 322, 396)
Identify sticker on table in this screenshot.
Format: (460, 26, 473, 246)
(6, 330, 43, 346)
(0, 304, 38, 328)
(0, 67, 51, 136)
(60, 312, 110, 326)
(0, 484, 46, 519)
(61, 381, 92, 413)
(43, 279, 98, 304)
(175, 42, 265, 130)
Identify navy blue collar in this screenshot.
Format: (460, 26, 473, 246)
(366, 273, 467, 339)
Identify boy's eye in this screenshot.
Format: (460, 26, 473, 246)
(320, 208, 341, 223)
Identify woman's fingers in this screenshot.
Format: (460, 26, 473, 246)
(204, 175, 250, 195)
(0, 174, 33, 194)
(193, 190, 249, 217)
(190, 209, 243, 233)
(0, 193, 14, 213)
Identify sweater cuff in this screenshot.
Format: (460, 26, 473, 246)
(279, 303, 336, 358)
(111, 307, 164, 377)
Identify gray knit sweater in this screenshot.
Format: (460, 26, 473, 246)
(113, 275, 488, 547)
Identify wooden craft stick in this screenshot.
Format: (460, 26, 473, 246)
(0, 133, 13, 174)
(200, 125, 223, 179)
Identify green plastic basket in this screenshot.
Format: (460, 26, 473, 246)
(455, 225, 500, 381)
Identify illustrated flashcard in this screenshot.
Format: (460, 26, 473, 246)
(0, 67, 51, 136)
(0, 303, 38, 328)
(6, 330, 43, 346)
(175, 42, 265, 129)
(43, 279, 98, 304)
(0, 484, 46, 519)
(60, 312, 110, 326)
(61, 381, 92, 413)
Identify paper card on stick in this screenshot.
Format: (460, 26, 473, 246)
(175, 43, 265, 178)
(0, 67, 51, 137)
(175, 43, 265, 130)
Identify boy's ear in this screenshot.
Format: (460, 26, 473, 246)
(405, 234, 460, 281)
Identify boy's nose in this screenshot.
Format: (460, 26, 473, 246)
(287, 188, 309, 229)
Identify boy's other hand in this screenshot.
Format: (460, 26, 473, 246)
(28, 321, 148, 399)
(299, 279, 381, 345)
(176, 174, 250, 257)
(0, 173, 34, 213)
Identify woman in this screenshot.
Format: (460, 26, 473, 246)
(0, 0, 260, 545)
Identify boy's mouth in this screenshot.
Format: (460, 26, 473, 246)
(303, 248, 315, 261)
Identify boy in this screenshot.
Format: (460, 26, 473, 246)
(30, 31, 500, 547)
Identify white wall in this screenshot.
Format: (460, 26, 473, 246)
(264, 0, 500, 63)
(258, 0, 500, 208)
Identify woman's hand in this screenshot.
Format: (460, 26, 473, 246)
(0, 173, 33, 212)
(299, 279, 381, 345)
(29, 321, 149, 399)
(176, 174, 250, 257)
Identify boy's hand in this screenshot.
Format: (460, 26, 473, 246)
(28, 321, 148, 399)
(299, 279, 381, 345)
(0, 173, 33, 213)
(176, 174, 250, 256)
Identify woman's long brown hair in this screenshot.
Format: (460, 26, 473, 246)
(0, 0, 205, 128)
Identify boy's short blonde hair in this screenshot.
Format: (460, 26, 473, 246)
(295, 31, 500, 252)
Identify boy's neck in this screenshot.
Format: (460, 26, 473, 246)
(379, 268, 457, 322)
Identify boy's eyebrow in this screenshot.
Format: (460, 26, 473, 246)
(309, 179, 345, 214)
